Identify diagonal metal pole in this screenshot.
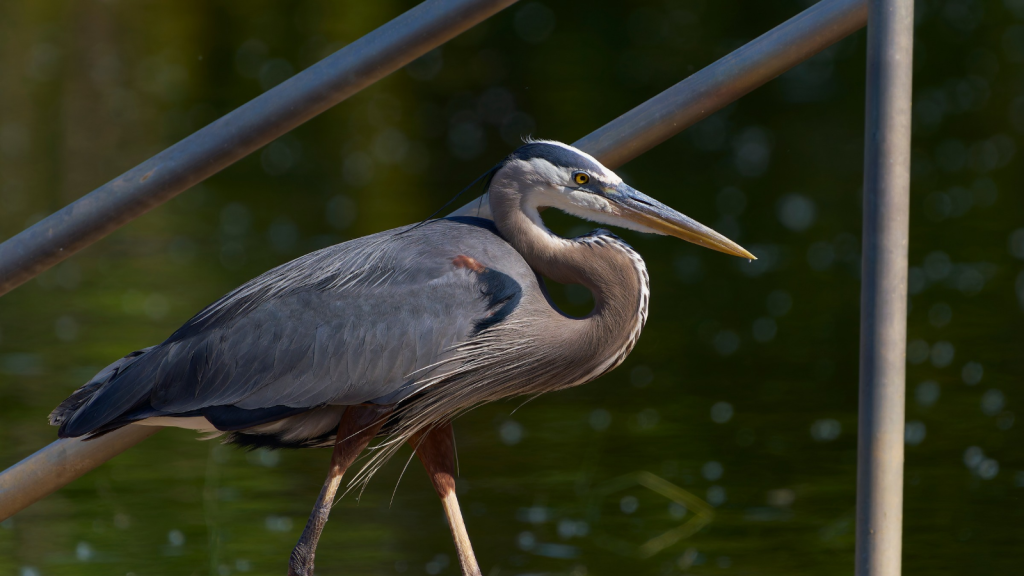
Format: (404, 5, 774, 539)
(0, 0, 519, 522)
(0, 0, 519, 298)
(452, 0, 868, 217)
(0, 0, 869, 521)
(856, 0, 914, 574)
(0, 426, 160, 520)
(573, 0, 868, 168)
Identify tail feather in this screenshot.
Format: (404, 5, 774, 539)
(49, 346, 156, 434)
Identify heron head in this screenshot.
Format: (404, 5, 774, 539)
(494, 140, 754, 259)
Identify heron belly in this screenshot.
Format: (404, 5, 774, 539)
(136, 416, 220, 432)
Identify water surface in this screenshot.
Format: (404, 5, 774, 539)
(1, 1, 1022, 574)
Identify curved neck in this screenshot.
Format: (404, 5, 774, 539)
(488, 171, 649, 355)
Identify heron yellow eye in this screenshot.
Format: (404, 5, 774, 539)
(573, 172, 590, 185)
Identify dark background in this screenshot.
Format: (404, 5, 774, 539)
(1, 0, 1022, 574)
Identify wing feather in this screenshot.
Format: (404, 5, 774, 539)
(59, 218, 528, 437)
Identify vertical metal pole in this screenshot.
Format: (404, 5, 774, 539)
(857, 0, 914, 574)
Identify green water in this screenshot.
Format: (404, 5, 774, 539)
(1, 1, 1022, 574)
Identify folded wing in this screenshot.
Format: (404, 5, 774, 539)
(58, 218, 527, 438)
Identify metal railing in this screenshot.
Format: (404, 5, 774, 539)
(0, 0, 519, 297)
(857, 1, 914, 574)
(452, 0, 869, 216)
(0, 1, 912, 574)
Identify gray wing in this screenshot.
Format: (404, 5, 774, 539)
(59, 218, 528, 437)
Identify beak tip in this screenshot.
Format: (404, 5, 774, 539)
(725, 245, 756, 260)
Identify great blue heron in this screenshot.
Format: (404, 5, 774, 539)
(49, 140, 752, 575)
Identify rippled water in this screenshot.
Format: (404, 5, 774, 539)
(1, 1, 1022, 575)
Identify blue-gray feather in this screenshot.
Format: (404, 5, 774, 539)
(56, 217, 528, 439)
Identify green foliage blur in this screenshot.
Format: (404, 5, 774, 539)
(1, 0, 1022, 574)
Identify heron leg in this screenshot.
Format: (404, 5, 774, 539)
(410, 422, 482, 576)
(288, 404, 393, 576)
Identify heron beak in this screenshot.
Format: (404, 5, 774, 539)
(607, 184, 756, 260)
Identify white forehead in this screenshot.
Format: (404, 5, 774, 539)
(518, 139, 623, 184)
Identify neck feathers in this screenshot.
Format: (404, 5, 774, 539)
(488, 174, 650, 385)
(569, 232, 650, 381)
